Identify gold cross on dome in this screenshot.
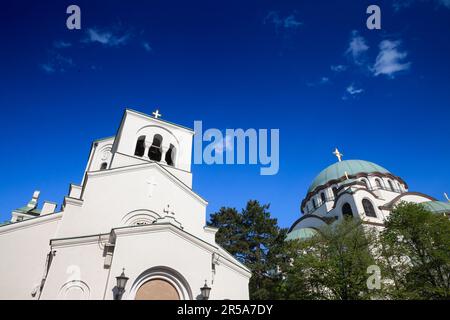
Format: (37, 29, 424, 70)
(333, 148, 343, 162)
(152, 109, 162, 119)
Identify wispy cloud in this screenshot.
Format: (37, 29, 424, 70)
(346, 84, 364, 95)
(307, 77, 330, 87)
(53, 40, 72, 49)
(264, 11, 303, 32)
(330, 64, 347, 72)
(345, 30, 369, 65)
(213, 136, 234, 154)
(40, 52, 74, 74)
(82, 27, 132, 47)
(372, 40, 411, 77)
(342, 83, 364, 100)
(393, 0, 450, 11)
(142, 41, 152, 52)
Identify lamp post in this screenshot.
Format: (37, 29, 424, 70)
(115, 268, 129, 300)
(200, 280, 211, 300)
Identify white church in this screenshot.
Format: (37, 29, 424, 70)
(287, 148, 450, 241)
(0, 109, 251, 300)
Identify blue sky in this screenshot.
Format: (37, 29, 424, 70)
(0, 0, 449, 228)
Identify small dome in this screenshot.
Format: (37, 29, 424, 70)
(286, 227, 318, 241)
(308, 160, 390, 193)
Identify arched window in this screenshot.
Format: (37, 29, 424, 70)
(148, 134, 163, 162)
(388, 180, 395, 191)
(362, 199, 377, 218)
(361, 179, 368, 189)
(375, 179, 382, 189)
(332, 187, 338, 198)
(135, 136, 146, 157)
(165, 144, 176, 166)
(342, 203, 353, 218)
(320, 192, 326, 204)
(312, 198, 317, 209)
(100, 162, 108, 170)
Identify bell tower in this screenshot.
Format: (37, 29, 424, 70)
(108, 109, 195, 186)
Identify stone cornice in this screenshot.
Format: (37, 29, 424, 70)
(0, 213, 62, 235)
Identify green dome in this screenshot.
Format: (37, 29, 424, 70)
(308, 160, 390, 193)
(286, 228, 318, 241)
(422, 201, 450, 214)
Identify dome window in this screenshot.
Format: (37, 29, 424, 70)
(320, 192, 326, 204)
(375, 179, 382, 189)
(361, 179, 368, 189)
(312, 198, 317, 209)
(100, 162, 108, 170)
(388, 180, 395, 191)
(332, 187, 338, 198)
(362, 199, 377, 218)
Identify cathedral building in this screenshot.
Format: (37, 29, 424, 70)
(287, 148, 450, 241)
(0, 109, 251, 300)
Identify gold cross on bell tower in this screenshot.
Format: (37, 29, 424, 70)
(333, 148, 343, 162)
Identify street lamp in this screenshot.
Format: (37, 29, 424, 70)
(115, 268, 129, 300)
(200, 280, 211, 300)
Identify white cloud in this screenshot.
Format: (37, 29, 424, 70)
(40, 52, 74, 74)
(330, 64, 347, 72)
(213, 136, 233, 154)
(83, 28, 131, 47)
(393, 0, 450, 11)
(345, 30, 369, 65)
(307, 76, 330, 87)
(346, 84, 364, 95)
(372, 40, 411, 77)
(53, 40, 72, 49)
(40, 64, 55, 74)
(283, 15, 302, 29)
(264, 11, 303, 31)
(142, 41, 152, 52)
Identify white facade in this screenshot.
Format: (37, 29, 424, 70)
(0, 109, 251, 300)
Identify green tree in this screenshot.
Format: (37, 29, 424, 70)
(282, 218, 377, 300)
(208, 200, 287, 299)
(379, 202, 450, 299)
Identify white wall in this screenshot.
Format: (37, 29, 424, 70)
(0, 214, 61, 300)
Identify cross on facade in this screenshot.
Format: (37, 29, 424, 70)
(146, 177, 158, 198)
(333, 148, 343, 162)
(163, 204, 175, 216)
(152, 109, 162, 119)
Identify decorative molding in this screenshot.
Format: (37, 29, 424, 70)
(51, 233, 110, 249)
(379, 192, 437, 210)
(301, 172, 408, 211)
(0, 212, 62, 234)
(288, 214, 335, 233)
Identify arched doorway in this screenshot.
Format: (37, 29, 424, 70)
(135, 279, 180, 300)
(129, 266, 193, 300)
